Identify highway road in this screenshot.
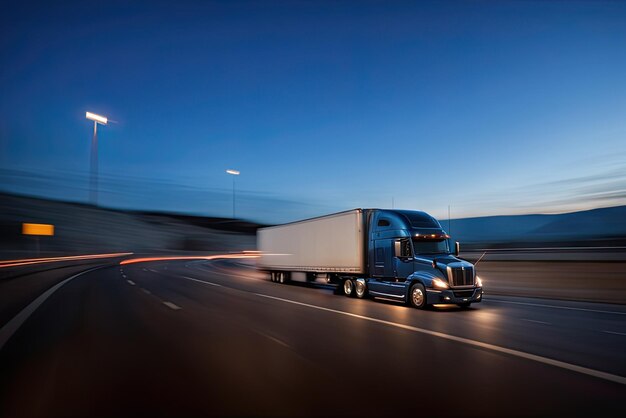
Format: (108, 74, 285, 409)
(0, 255, 625, 417)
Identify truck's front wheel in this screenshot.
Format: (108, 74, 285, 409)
(343, 278, 355, 297)
(409, 283, 427, 309)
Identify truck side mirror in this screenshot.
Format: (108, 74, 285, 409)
(394, 239, 411, 259)
(455, 241, 460, 257)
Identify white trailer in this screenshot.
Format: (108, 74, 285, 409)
(258, 209, 365, 275)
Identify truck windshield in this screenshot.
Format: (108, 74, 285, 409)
(412, 239, 450, 255)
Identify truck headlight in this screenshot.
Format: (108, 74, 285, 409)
(476, 276, 483, 287)
(432, 278, 449, 289)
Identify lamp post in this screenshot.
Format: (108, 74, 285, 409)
(226, 169, 240, 218)
(86, 112, 108, 206)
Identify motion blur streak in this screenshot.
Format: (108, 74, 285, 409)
(119, 254, 259, 265)
(0, 252, 134, 268)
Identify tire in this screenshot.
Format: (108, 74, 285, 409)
(355, 279, 368, 299)
(343, 278, 355, 297)
(409, 283, 427, 309)
(279, 272, 285, 284)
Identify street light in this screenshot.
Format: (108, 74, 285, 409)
(226, 169, 240, 218)
(86, 112, 108, 206)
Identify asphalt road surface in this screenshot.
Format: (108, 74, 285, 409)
(1, 256, 625, 417)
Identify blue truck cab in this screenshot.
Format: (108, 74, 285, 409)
(354, 209, 483, 309)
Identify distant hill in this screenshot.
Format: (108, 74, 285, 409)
(441, 205, 626, 245)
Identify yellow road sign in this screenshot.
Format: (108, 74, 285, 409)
(22, 223, 54, 236)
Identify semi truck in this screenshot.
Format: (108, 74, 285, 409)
(257, 209, 483, 309)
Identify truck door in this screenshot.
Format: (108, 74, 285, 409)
(372, 240, 386, 277)
(370, 239, 406, 297)
(394, 238, 414, 280)
(368, 214, 405, 298)
(382, 239, 395, 278)
(367, 240, 389, 295)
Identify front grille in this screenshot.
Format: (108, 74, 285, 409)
(453, 290, 475, 298)
(450, 267, 474, 287)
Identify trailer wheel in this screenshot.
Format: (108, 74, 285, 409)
(270, 272, 276, 282)
(355, 279, 368, 299)
(343, 278, 355, 297)
(277, 272, 290, 284)
(409, 283, 427, 309)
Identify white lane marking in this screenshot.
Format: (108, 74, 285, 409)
(142, 268, 148, 272)
(141, 288, 152, 295)
(484, 298, 626, 315)
(163, 301, 181, 310)
(122, 274, 126, 279)
(126, 280, 136, 286)
(261, 333, 290, 349)
(180, 276, 222, 287)
(255, 293, 626, 385)
(143, 268, 223, 287)
(603, 330, 626, 336)
(0, 265, 106, 351)
(521, 319, 551, 325)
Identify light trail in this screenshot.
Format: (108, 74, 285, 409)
(0, 252, 134, 268)
(119, 253, 259, 265)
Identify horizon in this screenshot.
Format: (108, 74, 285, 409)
(2, 189, 624, 226)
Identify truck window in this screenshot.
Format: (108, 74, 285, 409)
(377, 219, 390, 227)
(412, 239, 449, 255)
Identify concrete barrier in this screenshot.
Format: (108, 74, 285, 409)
(473, 261, 626, 305)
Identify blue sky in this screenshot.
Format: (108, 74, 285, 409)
(1, 0, 625, 223)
